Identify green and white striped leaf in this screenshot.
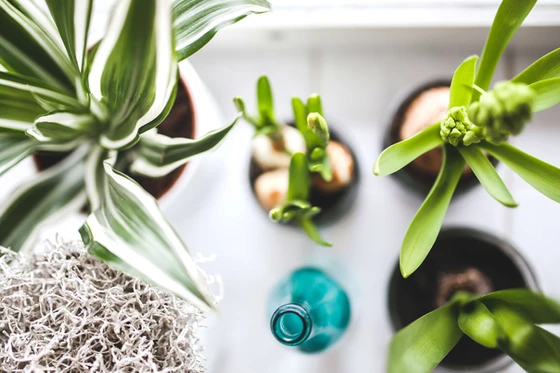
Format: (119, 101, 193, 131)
(27, 111, 98, 143)
(45, 0, 92, 73)
(400, 146, 465, 278)
(0, 71, 81, 133)
(172, 0, 271, 61)
(0, 0, 75, 90)
(513, 47, 560, 85)
(84, 145, 114, 211)
(88, 0, 178, 150)
(0, 133, 37, 176)
(389, 302, 462, 373)
(80, 162, 215, 312)
(130, 116, 239, 178)
(0, 148, 86, 252)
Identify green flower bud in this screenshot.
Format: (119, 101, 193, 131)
(440, 106, 483, 146)
(468, 81, 535, 145)
(307, 113, 330, 147)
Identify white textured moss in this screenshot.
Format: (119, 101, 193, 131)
(0, 240, 216, 373)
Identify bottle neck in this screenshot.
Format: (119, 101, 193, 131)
(270, 303, 312, 346)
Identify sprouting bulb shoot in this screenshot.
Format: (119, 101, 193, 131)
(307, 113, 330, 147)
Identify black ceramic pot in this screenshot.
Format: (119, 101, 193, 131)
(249, 122, 360, 226)
(388, 227, 538, 373)
(382, 80, 497, 197)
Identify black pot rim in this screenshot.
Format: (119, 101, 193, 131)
(247, 119, 361, 226)
(381, 79, 496, 198)
(387, 226, 539, 373)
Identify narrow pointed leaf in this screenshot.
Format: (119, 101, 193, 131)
(458, 146, 517, 207)
(0, 0, 75, 89)
(84, 146, 114, 211)
(0, 133, 37, 176)
(292, 97, 308, 134)
(130, 116, 239, 177)
(27, 111, 98, 143)
(374, 123, 442, 176)
(299, 217, 332, 247)
(458, 301, 504, 348)
(172, 0, 270, 61)
(45, 0, 92, 73)
(480, 142, 560, 203)
(89, 0, 177, 150)
(481, 289, 560, 324)
(80, 163, 215, 312)
(257, 76, 274, 123)
(513, 48, 560, 85)
(400, 146, 465, 278)
(486, 299, 560, 372)
(287, 152, 309, 201)
(307, 94, 323, 116)
(388, 302, 462, 373)
(474, 0, 538, 95)
(529, 78, 560, 112)
(449, 55, 478, 108)
(0, 149, 85, 252)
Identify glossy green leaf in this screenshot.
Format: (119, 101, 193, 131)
(480, 142, 560, 203)
(529, 78, 560, 112)
(388, 302, 462, 373)
(449, 55, 478, 108)
(0, 148, 85, 252)
(400, 146, 465, 278)
(27, 111, 98, 143)
(257, 75, 274, 123)
(172, 0, 270, 61)
(130, 116, 239, 177)
(0, 133, 37, 176)
(374, 123, 442, 177)
(458, 145, 517, 207)
(458, 300, 504, 348)
(486, 299, 560, 373)
(80, 162, 215, 312)
(299, 217, 332, 247)
(513, 48, 560, 85)
(481, 289, 560, 324)
(474, 0, 538, 94)
(88, 0, 177, 150)
(0, 0, 75, 90)
(287, 152, 309, 201)
(45, 0, 92, 74)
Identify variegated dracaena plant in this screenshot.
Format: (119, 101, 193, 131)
(0, 0, 270, 312)
(374, 0, 560, 279)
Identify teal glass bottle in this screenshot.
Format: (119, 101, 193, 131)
(268, 267, 351, 353)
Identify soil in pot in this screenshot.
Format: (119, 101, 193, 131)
(33, 79, 194, 202)
(249, 122, 360, 225)
(388, 227, 537, 372)
(384, 80, 496, 196)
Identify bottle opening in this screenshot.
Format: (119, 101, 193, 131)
(271, 304, 312, 346)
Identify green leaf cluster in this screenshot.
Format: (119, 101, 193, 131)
(374, 0, 560, 279)
(0, 0, 270, 311)
(236, 76, 336, 246)
(389, 289, 560, 373)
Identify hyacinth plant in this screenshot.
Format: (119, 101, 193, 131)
(389, 289, 560, 373)
(0, 0, 270, 312)
(235, 76, 333, 246)
(374, 0, 560, 279)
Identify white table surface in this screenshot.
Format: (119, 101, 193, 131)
(3, 5, 560, 372)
